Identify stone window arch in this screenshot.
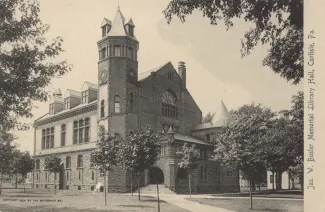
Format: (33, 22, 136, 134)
(162, 89, 178, 118)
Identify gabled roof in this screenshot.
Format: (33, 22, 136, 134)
(64, 89, 81, 98)
(101, 18, 112, 27)
(82, 81, 98, 91)
(108, 7, 127, 36)
(126, 18, 135, 26)
(138, 62, 172, 81)
(174, 134, 213, 146)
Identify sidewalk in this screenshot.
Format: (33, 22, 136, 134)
(138, 193, 235, 212)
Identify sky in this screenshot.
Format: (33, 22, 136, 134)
(13, 0, 302, 152)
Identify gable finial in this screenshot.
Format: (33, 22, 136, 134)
(117, 0, 120, 10)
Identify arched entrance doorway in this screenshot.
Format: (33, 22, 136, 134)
(149, 167, 164, 184)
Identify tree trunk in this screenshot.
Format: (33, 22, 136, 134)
(54, 173, 56, 195)
(272, 171, 275, 192)
(131, 173, 133, 196)
(138, 173, 141, 201)
(156, 175, 160, 212)
(249, 178, 253, 209)
(0, 173, 3, 195)
(15, 174, 18, 189)
(251, 178, 256, 192)
(23, 176, 26, 193)
(104, 172, 107, 205)
(188, 171, 192, 198)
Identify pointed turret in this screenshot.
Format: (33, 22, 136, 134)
(212, 100, 230, 127)
(108, 7, 127, 36)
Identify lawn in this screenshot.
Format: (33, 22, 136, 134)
(0, 188, 190, 212)
(187, 198, 303, 212)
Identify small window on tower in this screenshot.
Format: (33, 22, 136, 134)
(114, 46, 121, 57)
(100, 47, 106, 60)
(167, 70, 173, 80)
(114, 95, 121, 113)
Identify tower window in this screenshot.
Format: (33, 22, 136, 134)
(128, 47, 134, 59)
(114, 95, 121, 113)
(129, 93, 134, 112)
(113, 46, 121, 57)
(49, 103, 55, 114)
(100, 47, 106, 60)
(100, 100, 105, 118)
(61, 124, 66, 146)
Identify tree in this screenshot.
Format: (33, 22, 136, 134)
(202, 112, 215, 123)
(178, 142, 199, 198)
(13, 151, 34, 193)
(118, 127, 160, 200)
(0, 0, 71, 131)
(163, 0, 303, 84)
(90, 125, 122, 205)
(284, 91, 303, 191)
(0, 131, 16, 195)
(213, 103, 274, 209)
(44, 155, 62, 195)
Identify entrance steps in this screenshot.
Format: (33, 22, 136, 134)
(137, 184, 176, 195)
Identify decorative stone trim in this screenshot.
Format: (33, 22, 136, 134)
(35, 102, 97, 126)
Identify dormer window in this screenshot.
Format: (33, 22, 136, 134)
(82, 90, 88, 104)
(102, 25, 107, 37)
(49, 103, 54, 114)
(129, 26, 134, 37)
(64, 98, 70, 110)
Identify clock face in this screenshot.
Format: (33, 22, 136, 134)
(100, 70, 107, 81)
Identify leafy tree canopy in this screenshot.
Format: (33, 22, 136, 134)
(44, 154, 62, 174)
(213, 103, 275, 179)
(202, 112, 215, 124)
(163, 0, 303, 84)
(0, 0, 71, 130)
(13, 151, 34, 177)
(91, 126, 122, 172)
(118, 127, 160, 173)
(178, 143, 199, 170)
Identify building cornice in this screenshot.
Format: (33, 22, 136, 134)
(34, 102, 97, 126)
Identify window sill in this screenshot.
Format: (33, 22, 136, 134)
(77, 167, 84, 169)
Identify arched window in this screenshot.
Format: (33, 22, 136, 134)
(114, 95, 121, 113)
(162, 90, 178, 119)
(66, 156, 71, 169)
(66, 171, 69, 180)
(35, 159, 40, 170)
(129, 93, 134, 112)
(61, 124, 66, 146)
(77, 155, 83, 167)
(100, 47, 106, 60)
(100, 100, 105, 118)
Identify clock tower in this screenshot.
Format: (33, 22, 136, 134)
(97, 7, 139, 137)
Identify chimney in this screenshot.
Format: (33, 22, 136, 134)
(178, 61, 186, 90)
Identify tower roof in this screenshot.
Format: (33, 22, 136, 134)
(108, 7, 127, 36)
(211, 100, 230, 127)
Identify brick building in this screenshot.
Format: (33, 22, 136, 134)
(32, 7, 239, 194)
